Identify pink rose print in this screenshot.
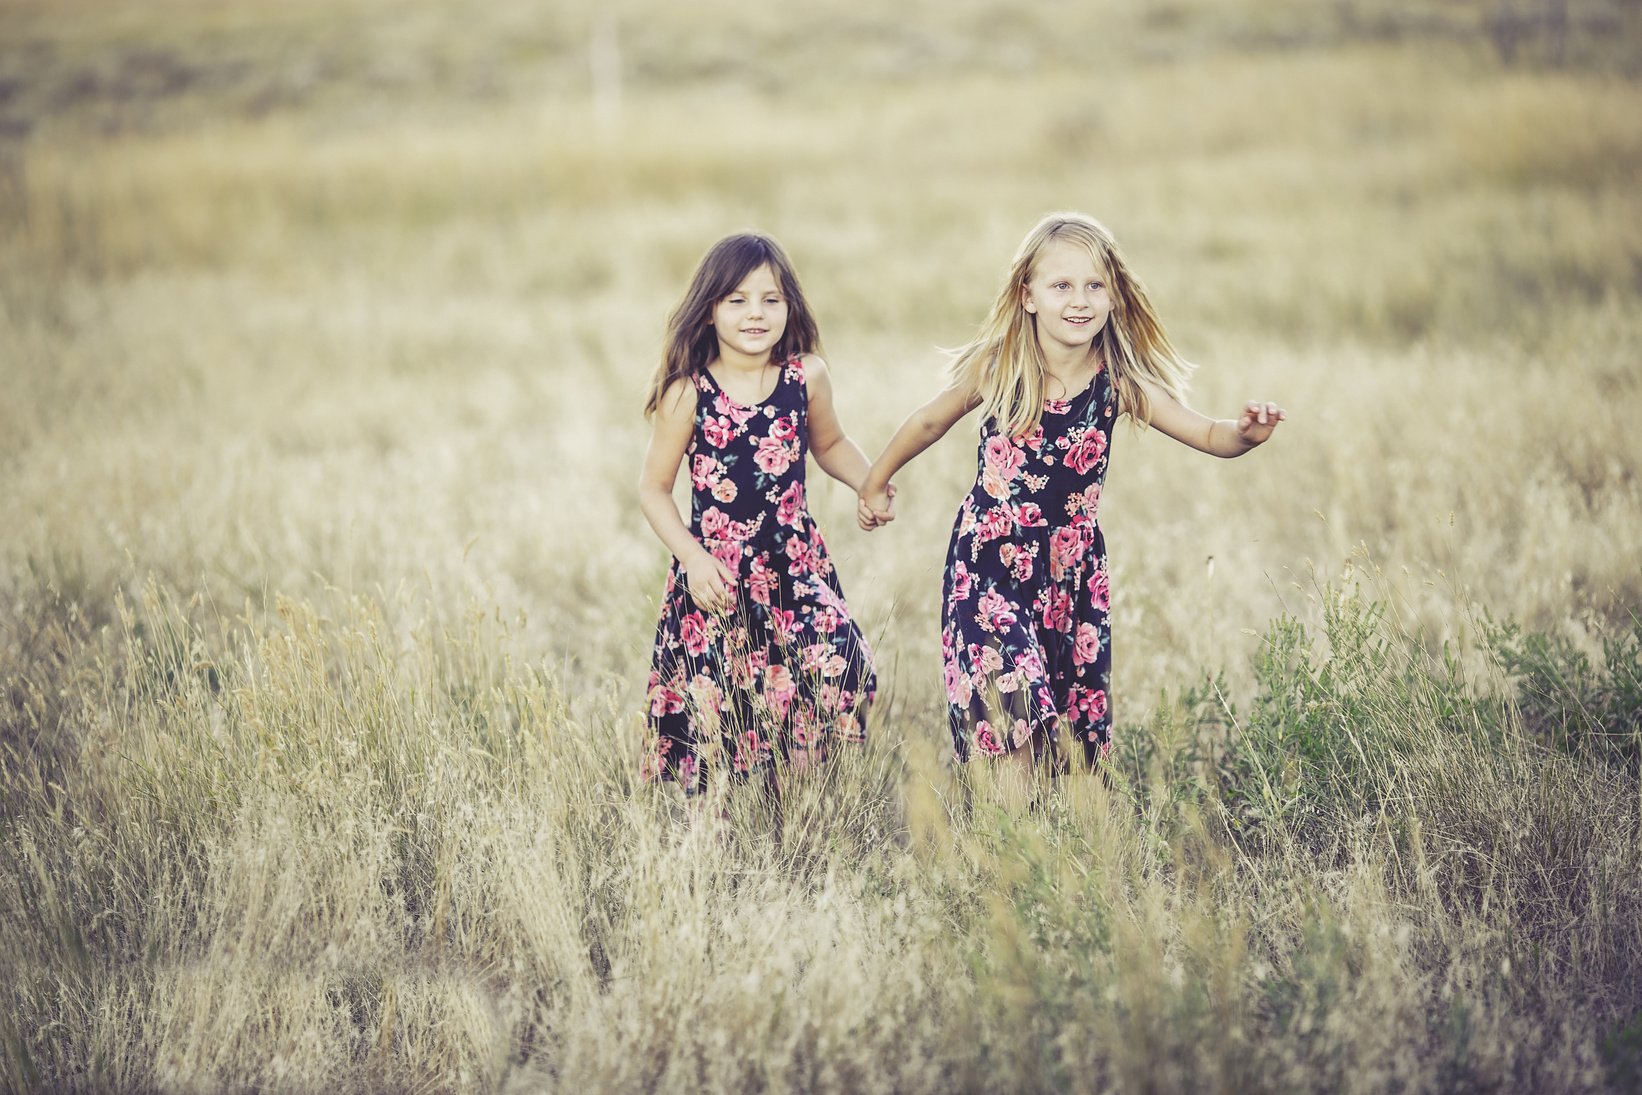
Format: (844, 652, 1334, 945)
(1080, 482, 1102, 517)
(715, 390, 756, 425)
(754, 435, 797, 476)
(681, 612, 710, 656)
(1073, 622, 1101, 666)
(1009, 718, 1031, 748)
(784, 535, 814, 575)
(983, 436, 1026, 481)
(1064, 430, 1107, 476)
(1016, 648, 1044, 681)
(975, 506, 1013, 545)
(974, 720, 1006, 756)
(944, 659, 972, 705)
(981, 467, 1010, 501)
(948, 562, 973, 607)
(1066, 686, 1110, 729)
(1091, 569, 1111, 611)
(700, 506, 730, 539)
(973, 644, 1005, 677)
(776, 481, 806, 527)
(771, 414, 797, 442)
(763, 665, 796, 719)
(747, 556, 777, 605)
(976, 590, 1016, 632)
(801, 642, 831, 673)
(650, 684, 685, 717)
(711, 478, 738, 503)
(702, 416, 735, 449)
(690, 454, 721, 490)
(1040, 589, 1072, 632)
(1049, 526, 1085, 581)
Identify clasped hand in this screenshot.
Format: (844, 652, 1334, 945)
(857, 483, 897, 531)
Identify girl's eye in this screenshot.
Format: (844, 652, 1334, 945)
(1053, 282, 1070, 291)
(1090, 282, 1103, 291)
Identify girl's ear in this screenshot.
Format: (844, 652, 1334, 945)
(1020, 283, 1036, 314)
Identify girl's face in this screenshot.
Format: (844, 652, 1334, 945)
(710, 264, 788, 363)
(1022, 240, 1112, 355)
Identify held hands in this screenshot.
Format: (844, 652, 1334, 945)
(685, 551, 736, 614)
(1236, 400, 1287, 449)
(857, 483, 897, 531)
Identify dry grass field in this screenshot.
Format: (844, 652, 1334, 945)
(3, 0, 1642, 1090)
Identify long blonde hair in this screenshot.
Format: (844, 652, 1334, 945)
(643, 232, 821, 418)
(946, 212, 1194, 439)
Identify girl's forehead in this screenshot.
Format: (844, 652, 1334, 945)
(730, 263, 782, 294)
(1032, 239, 1105, 279)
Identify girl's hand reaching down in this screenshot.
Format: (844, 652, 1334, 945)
(686, 552, 736, 614)
(1236, 400, 1287, 449)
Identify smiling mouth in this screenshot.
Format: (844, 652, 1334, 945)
(743, 328, 768, 336)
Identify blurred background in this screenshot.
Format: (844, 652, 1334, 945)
(3, 0, 1640, 717)
(5, 3, 1642, 1091)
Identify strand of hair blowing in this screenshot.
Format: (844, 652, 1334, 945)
(945, 213, 1195, 440)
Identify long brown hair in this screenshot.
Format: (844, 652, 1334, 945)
(946, 212, 1194, 439)
(643, 233, 822, 418)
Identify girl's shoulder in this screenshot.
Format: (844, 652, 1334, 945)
(655, 372, 703, 418)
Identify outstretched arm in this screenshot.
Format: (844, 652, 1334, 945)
(637, 379, 736, 613)
(804, 355, 874, 493)
(1138, 376, 1286, 458)
(857, 382, 981, 529)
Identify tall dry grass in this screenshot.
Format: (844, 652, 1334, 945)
(2, 0, 1641, 1090)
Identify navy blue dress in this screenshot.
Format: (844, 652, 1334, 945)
(940, 368, 1115, 767)
(645, 355, 876, 793)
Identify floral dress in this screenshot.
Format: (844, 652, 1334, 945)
(940, 367, 1116, 768)
(645, 354, 875, 794)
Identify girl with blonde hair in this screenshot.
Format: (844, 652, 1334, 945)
(859, 212, 1284, 779)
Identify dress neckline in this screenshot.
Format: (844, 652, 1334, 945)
(1043, 365, 1105, 413)
(701, 356, 792, 410)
